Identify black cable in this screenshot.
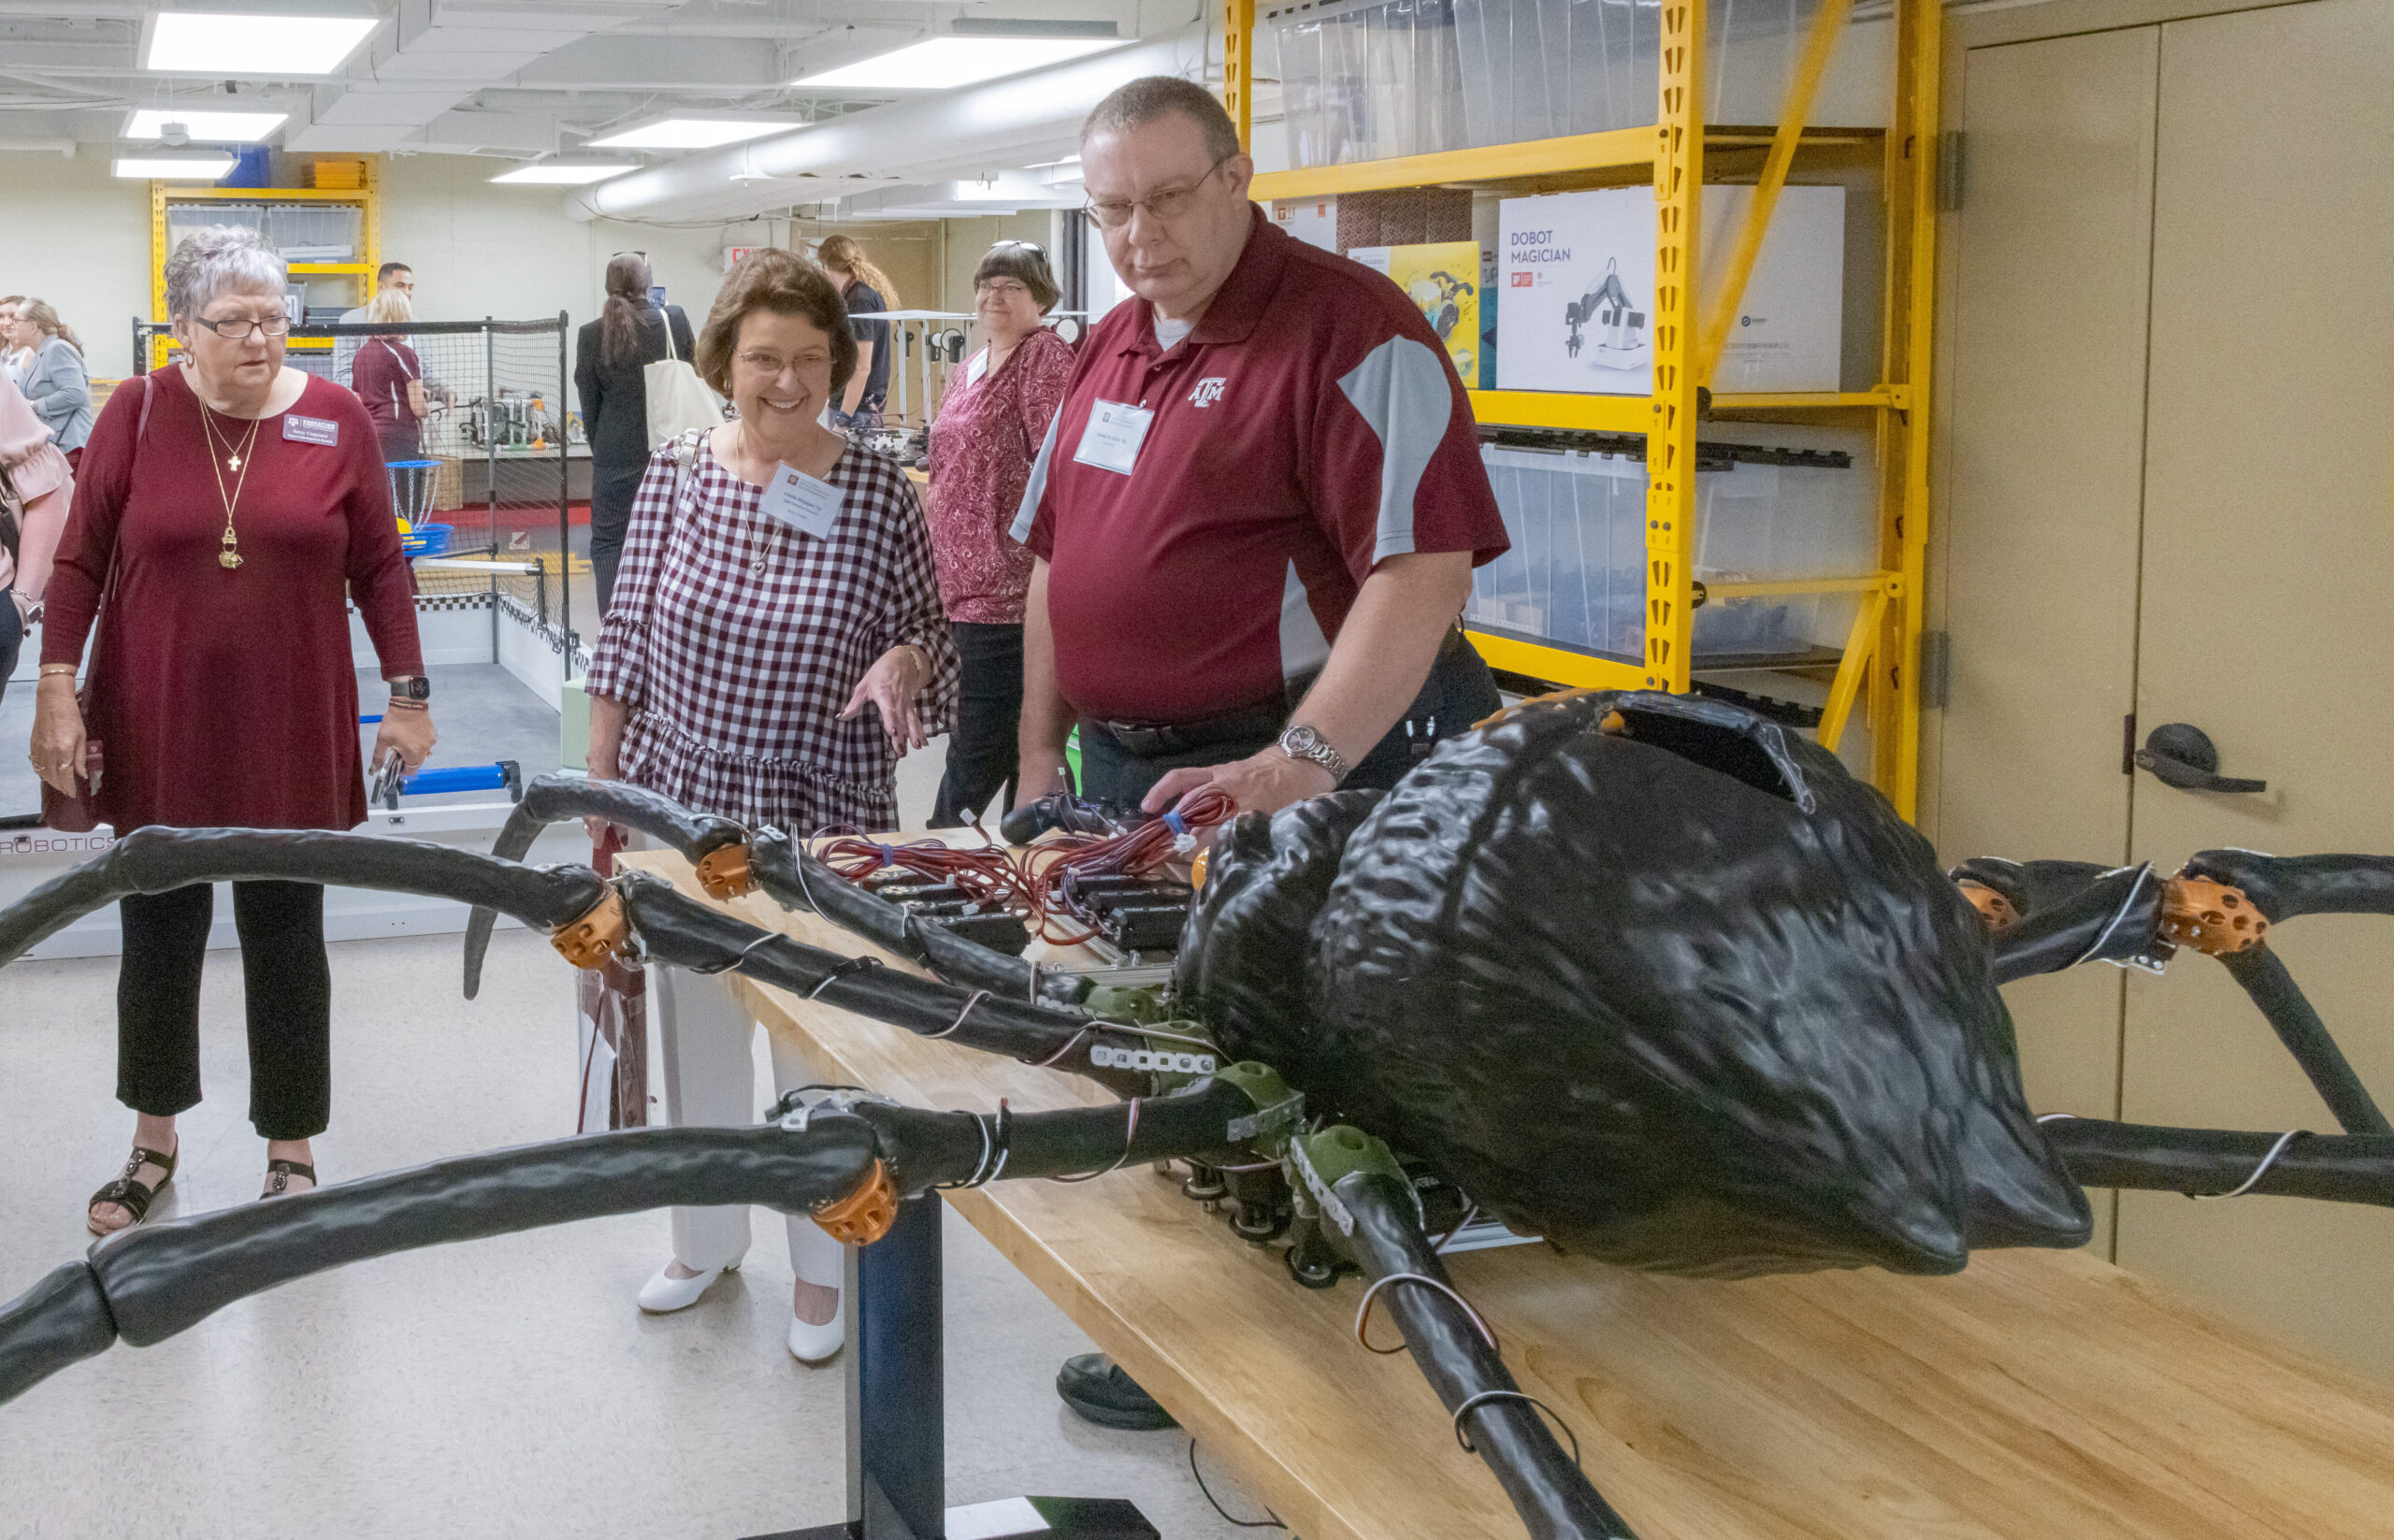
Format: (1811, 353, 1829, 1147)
(1188, 1440, 1286, 1530)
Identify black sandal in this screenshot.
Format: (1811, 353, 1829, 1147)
(88, 1144, 177, 1235)
(261, 1159, 317, 1199)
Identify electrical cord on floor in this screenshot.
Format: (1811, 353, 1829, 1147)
(1189, 1439, 1286, 1530)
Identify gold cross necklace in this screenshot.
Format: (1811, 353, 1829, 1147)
(199, 406, 265, 570)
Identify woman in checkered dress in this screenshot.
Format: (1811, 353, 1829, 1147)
(583, 250, 957, 1362)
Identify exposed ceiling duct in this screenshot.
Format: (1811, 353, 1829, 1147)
(566, 22, 1209, 224)
(288, 0, 673, 152)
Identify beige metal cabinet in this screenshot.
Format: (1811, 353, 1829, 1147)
(1938, 0, 2394, 1380)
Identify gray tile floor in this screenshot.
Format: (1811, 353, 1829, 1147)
(0, 928, 1275, 1539)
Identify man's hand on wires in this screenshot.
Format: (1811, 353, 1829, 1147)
(1143, 748, 1336, 822)
(841, 643, 932, 756)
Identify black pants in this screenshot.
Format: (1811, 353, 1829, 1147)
(930, 621, 1025, 828)
(589, 463, 644, 620)
(117, 880, 334, 1141)
(0, 583, 19, 707)
(1074, 633, 1503, 810)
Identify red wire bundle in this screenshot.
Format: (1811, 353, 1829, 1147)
(820, 786, 1239, 946)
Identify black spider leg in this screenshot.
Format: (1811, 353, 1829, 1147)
(1960, 860, 2164, 986)
(465, 772, 1091, 1012)
(1336, 1172, 1639, 1540)
(0, 1082, 1258, 1410)
(0, 827, 1151, 1095)
(615, 872, 1148, 1094)
(2039, 1119, 2394, 1207)
(0, 826, 606, 969)
(2181, 850, 2394, 1135)
(747, 830, 1094, 1011)
(464, 775, 749, 998)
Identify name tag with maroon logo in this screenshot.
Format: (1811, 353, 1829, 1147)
(283, 415, 339, 447)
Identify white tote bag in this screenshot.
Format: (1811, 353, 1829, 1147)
(642, 310, 722, 451)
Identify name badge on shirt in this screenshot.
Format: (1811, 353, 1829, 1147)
(1072, 399, 1154, 476)
(965, 350, 989, 387)
(759, 463, 844, 540)
(283, 414, 339, 446)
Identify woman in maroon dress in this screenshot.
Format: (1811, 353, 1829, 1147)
(350, 287, 428, 463)
(28, 224, 437, 1234)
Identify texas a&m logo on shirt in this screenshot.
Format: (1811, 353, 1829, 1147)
(1189, 376, 1227, 409)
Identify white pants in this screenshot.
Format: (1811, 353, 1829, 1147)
(649, 939, 845, 1298)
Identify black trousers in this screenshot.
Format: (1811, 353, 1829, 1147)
(0, 583, 19, 707)
(117, 880, 334, 1141)
(1074, 632, 1503, 810)
(930, 621, 1025, 828)
(588, 462, 644, 621)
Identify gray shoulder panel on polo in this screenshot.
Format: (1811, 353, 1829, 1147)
(1279, 559, 1333, 679)
(1334, 334, 1455, 564)
(1008, 410, 1063, 545)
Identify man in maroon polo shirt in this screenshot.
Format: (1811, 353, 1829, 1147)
(1012, 76, 1511, 1432)
(1010, 76, 1510, 825)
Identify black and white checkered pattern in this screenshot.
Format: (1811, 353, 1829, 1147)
(584, 436, 959, 832)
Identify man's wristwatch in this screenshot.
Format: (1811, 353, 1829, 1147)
(389, 675, 430, 702)
(1276, 723, 1349, 785)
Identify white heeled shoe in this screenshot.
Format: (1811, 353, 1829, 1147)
(637, 1258, 737, 1314)
(786, 1306, 844, 1363)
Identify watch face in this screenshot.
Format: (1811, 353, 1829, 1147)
(1284, 724, 1320, 754)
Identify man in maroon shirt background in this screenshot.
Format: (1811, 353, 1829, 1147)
(1011, 77, 1509, 827)
(1013, 76, 1512, 1430)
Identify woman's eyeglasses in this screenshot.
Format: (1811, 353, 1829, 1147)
(989, 239, 1047, 257)
(192, 314, 293, 341)
(735, 349, 827, 378)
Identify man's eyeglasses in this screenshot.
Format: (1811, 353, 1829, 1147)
(192, 314, 293, 341)
(1083, 156, 1233, 230)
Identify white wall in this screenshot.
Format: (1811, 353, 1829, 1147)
(0, 151, 153, 380)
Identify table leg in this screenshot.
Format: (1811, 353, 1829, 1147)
(743, 1194, 1159, 1540)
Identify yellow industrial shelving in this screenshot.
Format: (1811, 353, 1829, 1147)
(1227, 0, 1940, 816)
(146, 160, 382, 371)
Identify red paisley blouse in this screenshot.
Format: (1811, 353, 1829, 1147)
(924, 326, 1075, 625)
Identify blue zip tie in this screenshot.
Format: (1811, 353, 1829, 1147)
(1163, 812, 1187, 837)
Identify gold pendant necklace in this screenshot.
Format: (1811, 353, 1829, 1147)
(200, 407, 265, 570)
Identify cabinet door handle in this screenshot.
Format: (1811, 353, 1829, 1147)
(2134, 723, 2267, 794)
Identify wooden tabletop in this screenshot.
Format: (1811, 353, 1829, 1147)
(621, 849, 2394, 1540)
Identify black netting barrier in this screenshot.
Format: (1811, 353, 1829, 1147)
(134, 316, 584, 655)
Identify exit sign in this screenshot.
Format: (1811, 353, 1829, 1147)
(723, 246, 762, 271)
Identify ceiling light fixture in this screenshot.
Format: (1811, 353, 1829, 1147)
(124, 108, 288, 143)
(489, 161, 640, 185)
(794, 22, 1122, 91)
(142, 11, 382, 78)
(590, 118, 795, 151)
(113, 152, 239, 180)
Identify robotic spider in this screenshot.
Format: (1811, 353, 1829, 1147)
(2, 690, 2388, 1540)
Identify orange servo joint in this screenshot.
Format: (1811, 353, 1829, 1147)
(814, 1159, 900, 1245)
(2160, 876, 2269, 957)
(694, 842, 758, 901)
(1955, 879, 2021, 932)
(551, 887, 633, 970)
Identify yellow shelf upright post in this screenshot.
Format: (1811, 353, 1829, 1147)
(1223, 0, 1258, 154)
(1695, 0, 1854, 383)
(1644, 1, 1705, 693)
(1868, 0, 1940, 818)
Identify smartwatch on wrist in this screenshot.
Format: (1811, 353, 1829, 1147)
(389, 675, 430, 702)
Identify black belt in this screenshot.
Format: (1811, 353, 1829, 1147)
(1089, 626, 1474, 760)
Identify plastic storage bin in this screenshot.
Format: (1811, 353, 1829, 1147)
(1470, 446, 1869, 663)
(1273, 0, 1467, 169)
(1468, 445, 1646, 656)
(1451, 0, 1825, 150)
(266, 203, 361, 262)
(165, 201, 267, 261)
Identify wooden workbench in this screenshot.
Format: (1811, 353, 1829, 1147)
(621, 850, 2394, 1540)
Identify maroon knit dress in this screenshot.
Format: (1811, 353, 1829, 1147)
(40, 367, 424, 831)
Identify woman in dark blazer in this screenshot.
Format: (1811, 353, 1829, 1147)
(575, 253, 695, 616)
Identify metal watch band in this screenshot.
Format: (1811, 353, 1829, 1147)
(1278, 725, 1349, 784)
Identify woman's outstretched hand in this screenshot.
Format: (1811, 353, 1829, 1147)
(840, 644, 931, 756)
